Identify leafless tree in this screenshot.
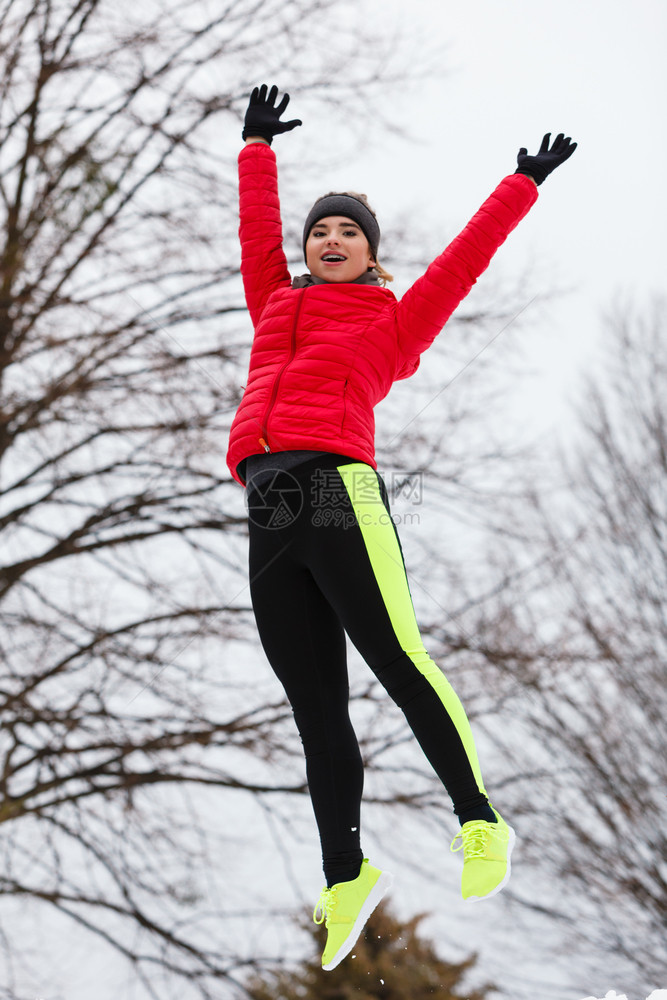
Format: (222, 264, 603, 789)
(0, 2, 451, 997)
(431, 297, 667, 996)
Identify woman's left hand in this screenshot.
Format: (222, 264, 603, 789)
(515, 132, 577, 186)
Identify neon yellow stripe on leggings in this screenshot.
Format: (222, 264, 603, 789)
(338, 463, 487, 796)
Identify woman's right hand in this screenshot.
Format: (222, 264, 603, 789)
(242, 84, 302, 146)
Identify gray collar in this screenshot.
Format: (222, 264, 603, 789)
(291, 268, 381, 289)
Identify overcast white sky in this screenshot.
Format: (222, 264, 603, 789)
(286, 0, 666, 435)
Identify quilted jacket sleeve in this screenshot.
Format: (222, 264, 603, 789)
(238, 143, 292, 328)
(394, 173, 538, 375)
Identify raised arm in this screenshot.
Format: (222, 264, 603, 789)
(238, 85, 302, 326)
(394, 132, 577, 373)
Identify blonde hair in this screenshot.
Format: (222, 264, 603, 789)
(318, 190, 394, 285)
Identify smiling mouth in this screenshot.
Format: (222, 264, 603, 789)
(321, 253, 347, 263)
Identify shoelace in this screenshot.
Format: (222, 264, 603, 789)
(450, 820, 509, 859)
(313, 886, 338, 925)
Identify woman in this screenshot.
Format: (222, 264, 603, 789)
(226, 84, 576, 971)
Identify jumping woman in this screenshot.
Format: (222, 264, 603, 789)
(226, 84, 576, 971)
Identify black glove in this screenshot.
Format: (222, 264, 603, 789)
(515, 132, 577, 186)
(242, 84, 302, 145)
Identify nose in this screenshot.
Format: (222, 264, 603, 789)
(326, 234, 340, 245)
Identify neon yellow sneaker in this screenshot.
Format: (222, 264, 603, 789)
(450, 808, 515, 902)
(313, 858, 394, 971)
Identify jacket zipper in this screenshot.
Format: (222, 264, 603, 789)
(259, 287, 305, 453)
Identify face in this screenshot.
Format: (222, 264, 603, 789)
(305, 217, 376, 283)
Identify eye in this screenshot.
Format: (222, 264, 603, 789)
(343, 229, 358, 237)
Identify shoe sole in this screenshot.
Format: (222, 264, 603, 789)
(322, 870, 394, 971)
(465, 824, 516, 903)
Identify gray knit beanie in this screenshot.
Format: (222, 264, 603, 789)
(302, 193, 380, 263)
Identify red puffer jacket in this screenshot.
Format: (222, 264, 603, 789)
(226, 143, 538, 486)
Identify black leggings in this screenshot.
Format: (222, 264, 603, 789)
(247, 454, 490, 883)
